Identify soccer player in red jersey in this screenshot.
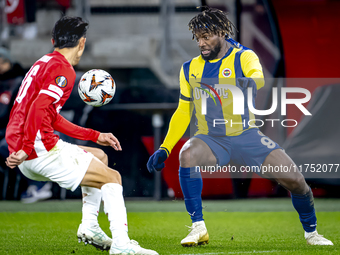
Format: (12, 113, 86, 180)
(5, 16, 158, 255)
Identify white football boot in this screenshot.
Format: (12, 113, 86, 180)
(305, 230, 333, 245)
(181, 221, 209, 247)
(77, 223, 112, 251)
(110, 240, 158, 255)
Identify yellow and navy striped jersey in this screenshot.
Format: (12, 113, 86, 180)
(179, 47, 264, 137)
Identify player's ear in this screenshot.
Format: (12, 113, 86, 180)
(78, 37, 86, 51)
(51, 38, 55, 46)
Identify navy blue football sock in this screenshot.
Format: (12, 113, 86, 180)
(179, 166, 203, 223)
(291, 188, 317, 232)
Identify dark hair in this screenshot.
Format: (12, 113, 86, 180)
(52, 16, 89, 49)
(188, 7, 235, 39)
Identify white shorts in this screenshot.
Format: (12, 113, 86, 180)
(19, 139, 94, 191)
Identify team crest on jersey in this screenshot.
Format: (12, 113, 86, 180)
(222, 68, 232, 78)
(55, 76, 67, 87)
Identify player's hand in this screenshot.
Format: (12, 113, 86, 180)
(236, 77, 250, 88)
(6, 150, 28, 169)
(97, 133, 122, 151)
(147, 149, 168, 173)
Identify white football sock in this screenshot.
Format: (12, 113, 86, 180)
(101, 183, 130, 246)
(81, 186, 101, 227)
(305, 230, 317, 239)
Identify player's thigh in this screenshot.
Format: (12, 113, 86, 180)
(78, 145, 108, 165)
(180, 136, 217, 167)
(19, 140, 95, 192)
(233, 129, 308, 193)
(262, 149, 298, 178)
(80, 157, 121, 189)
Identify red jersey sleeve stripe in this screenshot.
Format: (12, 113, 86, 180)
(39, 90, 60, 103)
(48, 84, 64, 97)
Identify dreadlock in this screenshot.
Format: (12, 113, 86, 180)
(188, 6, 235, 39)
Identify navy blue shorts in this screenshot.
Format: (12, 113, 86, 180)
(195, 128, 281, 168)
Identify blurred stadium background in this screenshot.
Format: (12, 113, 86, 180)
(1, 0, 340, 201)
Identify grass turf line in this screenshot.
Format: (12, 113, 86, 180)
(1, 198, 340, 212)
(0, 211, 339, 254)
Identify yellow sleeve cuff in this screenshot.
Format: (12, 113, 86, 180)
(160, 99, 192, 154)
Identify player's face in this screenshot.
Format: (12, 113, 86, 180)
(195, 31, 224, 60)
(0, 58, 11, 74)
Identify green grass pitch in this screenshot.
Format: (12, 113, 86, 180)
(0, 199, 339, 254)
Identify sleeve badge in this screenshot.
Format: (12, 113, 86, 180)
(55, 76, 68, 87)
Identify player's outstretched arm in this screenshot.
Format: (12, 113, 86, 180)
(53, 114, 100, 141)
(96, 133, 122, 151)
(53, 115, 121, 150)
(147, 64, 192, 173)
(147, 99, 192, 173)
(6, 150, 28, 169)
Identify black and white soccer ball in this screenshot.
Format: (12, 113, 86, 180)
(78, 69, 116, 107)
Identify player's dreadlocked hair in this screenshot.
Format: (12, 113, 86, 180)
(188, 7, 235, 39)
(52, 16, 89, 49)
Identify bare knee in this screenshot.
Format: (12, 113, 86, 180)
(278, 174, 308, 194)
(263, 149, 309, 194)
(104, 168, 122, 186)
(94, 148, 108, 166)
(179, 145, 205, 167)
(101, 153, 108, 166)
(82, 157, 121, 189)
(179, 138, 216, 168)
(179, 146, 191, 168)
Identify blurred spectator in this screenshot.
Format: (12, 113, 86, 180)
(0, 47, 52, 202)
(2, 0, 71, 41)
(3, 0, 38, 40)
(0, 139, 53, 203)
(22, 0, 38, 40)
(0, 47, 25, 78)
(0, 47, 25, 132)
(20, 181, 53, 203)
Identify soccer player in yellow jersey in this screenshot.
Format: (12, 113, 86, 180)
(147, 7, 333, 247)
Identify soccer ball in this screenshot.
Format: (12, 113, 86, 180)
(78, 69, 116, 107)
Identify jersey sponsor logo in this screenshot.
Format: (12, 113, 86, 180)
(55, 76, 67, 87)
(197, 82, 223, 106)
(222, 68, 232, 77)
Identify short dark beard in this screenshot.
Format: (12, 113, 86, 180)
(201, 40, 222, 61)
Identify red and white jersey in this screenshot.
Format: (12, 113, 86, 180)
(6, 51, 99, 160)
